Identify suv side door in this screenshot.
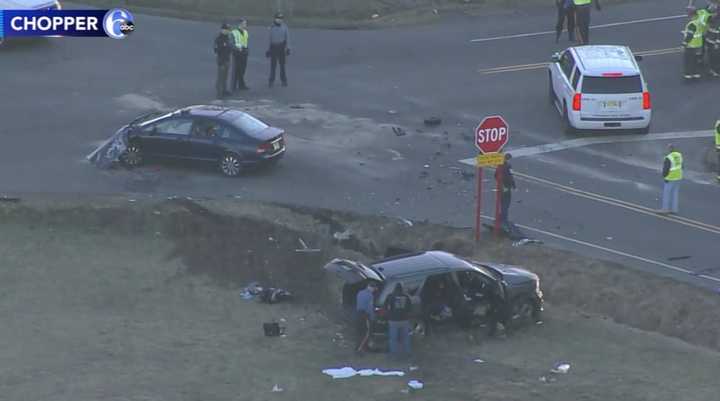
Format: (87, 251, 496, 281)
(554, 50, 577, 112)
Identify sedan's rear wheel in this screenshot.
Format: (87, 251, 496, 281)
(219, 153, 242, 177)
(120, 144, 143, 167)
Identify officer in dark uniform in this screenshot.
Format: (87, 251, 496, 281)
(213, 23, 233, 98)
(555, 0, 576, 43)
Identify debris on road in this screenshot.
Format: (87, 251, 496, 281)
(668, 256, 691, 261)
(408, 366, 419, 371)
(333, 229, 352, 241)
(371, 13, 380, 19)
(397, 217, 413, 227)
(296, 237, 321, 253)
(271, 384, 284, 392)
(322, 367, 405, 379)
(289, 104, 305, 109)
(423, 164, 430, 168)
(240, 282, 262, 300)
(551, 362, 571, 374)
(424, 116, 442, 126)
(263, 321, 286, 337)
(512, 238, 543, 247)
(473, 359, 485, 364)
(0, 196, 20, 203)
(392, 126, 406, 136)
(408, 380, 424, 390)
(387, 110, 397, 115)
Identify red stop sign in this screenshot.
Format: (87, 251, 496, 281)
(475, 115, 510, 154)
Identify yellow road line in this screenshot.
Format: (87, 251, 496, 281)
(514, 171, 720, 235)
(478, 47, 684, 75)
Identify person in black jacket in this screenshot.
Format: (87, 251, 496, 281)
(214, 23, 233, 98)
(555, 0, 576, 43)
(384, 283, 413, 356)
(495, 153, 517, 229)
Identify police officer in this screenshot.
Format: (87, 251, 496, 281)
(573, 0, 601, 45)
(384, 283, 412, 356)
(705, 3, 720, 76)
(267, 12, 290, 88)
(231, 19, 250, 91)
(659, 144, 683, 215)
(555, 0, 576, 43)
(715, 119, 720, 181)
(213, 23, 233, 98)
(683, 7, 705, 79)
(494, 153, 517, 230)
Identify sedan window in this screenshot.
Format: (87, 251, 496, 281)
(150, 118, 194, 136)
(224, 111, 269, 135)
(192, 120, 226, 139)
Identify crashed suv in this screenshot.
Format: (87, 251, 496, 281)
(324, 251, 543, 348)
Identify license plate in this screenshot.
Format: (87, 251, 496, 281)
(602, 100, 621, 108)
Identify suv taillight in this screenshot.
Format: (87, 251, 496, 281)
(642, 92, 651, 110)
(572, 93, 582, 111)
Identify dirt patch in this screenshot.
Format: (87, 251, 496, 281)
(1, 196, 719, 401)
(73, 0, 644, 28)
(2, 196, 718, 353)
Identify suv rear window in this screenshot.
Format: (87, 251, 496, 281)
(581, 75, 642, 94)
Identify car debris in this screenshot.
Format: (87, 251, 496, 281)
(87, 128, 129, 169)
(511, 238, 543, 247)
(391, 126, 406, 136)
(397, 217, 413, 227)
(322, 367, 405, 379)
(296, 237, 321, 253)
(551, 363, 571, 374)
(424, 117, 442, 126)
(263, 321, 286, 337)
(473, 358, 486, 364)
(408, 380, 424, 390)
(271, 384, 284, 392)
(259, 288, 293, 304)
(333, 229, 352, 241)
(0, 196, 20, 203)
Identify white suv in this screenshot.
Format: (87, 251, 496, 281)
(548, 45, 651, 134)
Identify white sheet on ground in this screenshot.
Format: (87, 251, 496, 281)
(322, 367, 405, 379)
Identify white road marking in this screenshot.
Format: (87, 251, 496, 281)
(459, 130, 712, 163)
(470, 14, 686, 43)
(478, 214, 720, 283)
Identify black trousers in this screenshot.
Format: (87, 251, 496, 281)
(684, 47, 703, 76)
(575, 4, 591, 45)
(709, 45, 720, 73)
(500, 189, 511, 225)
(232, 50, 248, 90)
(555, 5, 576, 42)
(269, 44, 287, 85)
(215, 62, 229, 97)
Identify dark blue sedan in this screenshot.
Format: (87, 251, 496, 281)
(119, 105, 285, 177)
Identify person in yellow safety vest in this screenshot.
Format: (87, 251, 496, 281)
(715, 120, 720, 181)
(682, 7, 705, 79)
(659, 144, 683, 215)
(230, 19, 250, 92)
(573, 0, 601, 45)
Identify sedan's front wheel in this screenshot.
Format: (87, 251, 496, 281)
(120, 144, 143, 167)
(219, 153, 242, 177)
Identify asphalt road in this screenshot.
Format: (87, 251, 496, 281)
(1, 0, 719, 288)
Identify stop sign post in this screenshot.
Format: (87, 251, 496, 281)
(473, 116, 510, 241)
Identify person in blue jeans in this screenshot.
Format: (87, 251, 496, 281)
(384, 283, 413, 355)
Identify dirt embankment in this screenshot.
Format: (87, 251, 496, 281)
(1, 196, 718, 352)
(76, 0, 641, 27)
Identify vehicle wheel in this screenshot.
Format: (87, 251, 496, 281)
(219, 153, 242, 177)
(120, 143, 143, 167)
(562, 105, 576, 135)
(638, 125, 650, 135)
